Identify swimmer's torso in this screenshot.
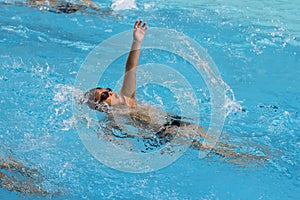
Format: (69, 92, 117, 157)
(108, 104, 168, 132)
(105, 103, 202, 140)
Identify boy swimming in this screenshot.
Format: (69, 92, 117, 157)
(2, 0, 100, 13)
(83, 20, 269, 165)
(30, 0, 100, 13)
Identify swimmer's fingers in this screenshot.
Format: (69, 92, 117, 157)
(141, 22, 148, 31)
(138, 20, 143, 27)
(135, 21, 148, 32)
(134, 20, 139, 29)
(134, 20, 147, 29)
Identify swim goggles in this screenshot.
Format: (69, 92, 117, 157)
(98, 88, 112, 102)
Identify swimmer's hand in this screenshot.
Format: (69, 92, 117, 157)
(133, 20, 148, 43)
(83, 0, 100, 11)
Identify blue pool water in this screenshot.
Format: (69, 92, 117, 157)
(1, 0, 300, 199)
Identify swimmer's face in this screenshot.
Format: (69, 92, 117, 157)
(95, 88, 123, 106)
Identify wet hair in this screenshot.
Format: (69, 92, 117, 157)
(84, 88, 110, 112)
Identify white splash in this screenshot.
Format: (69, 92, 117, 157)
(224, 88, 243, 117)
(53, 84, 84, 103)
(111, 0, 138, 11)
(51, 84, 85, 131)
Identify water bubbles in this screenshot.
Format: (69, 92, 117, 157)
(224, 88, 243, 117)
(62, 115, 78, 131)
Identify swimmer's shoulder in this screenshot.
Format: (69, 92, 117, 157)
(122, 95, 138, 107)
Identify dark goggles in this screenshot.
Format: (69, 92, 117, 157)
(98, 88, 112, 102)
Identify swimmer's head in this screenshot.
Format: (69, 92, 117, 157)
(84, 87, 124, 111)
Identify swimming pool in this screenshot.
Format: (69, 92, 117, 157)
(1, 0, 299, 199)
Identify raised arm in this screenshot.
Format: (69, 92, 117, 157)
(120, 20, 148, 100)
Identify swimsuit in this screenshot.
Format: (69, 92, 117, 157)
(138, 114, 191, 153)
(105, 112, 192, 153)
(50, 2, 87, 14)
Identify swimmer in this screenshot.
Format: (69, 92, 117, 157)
(84, 20, 269, 166)
(29, 0, 100, 13)
(2, 0, 101, 14)
(0, 155, 48, 195)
